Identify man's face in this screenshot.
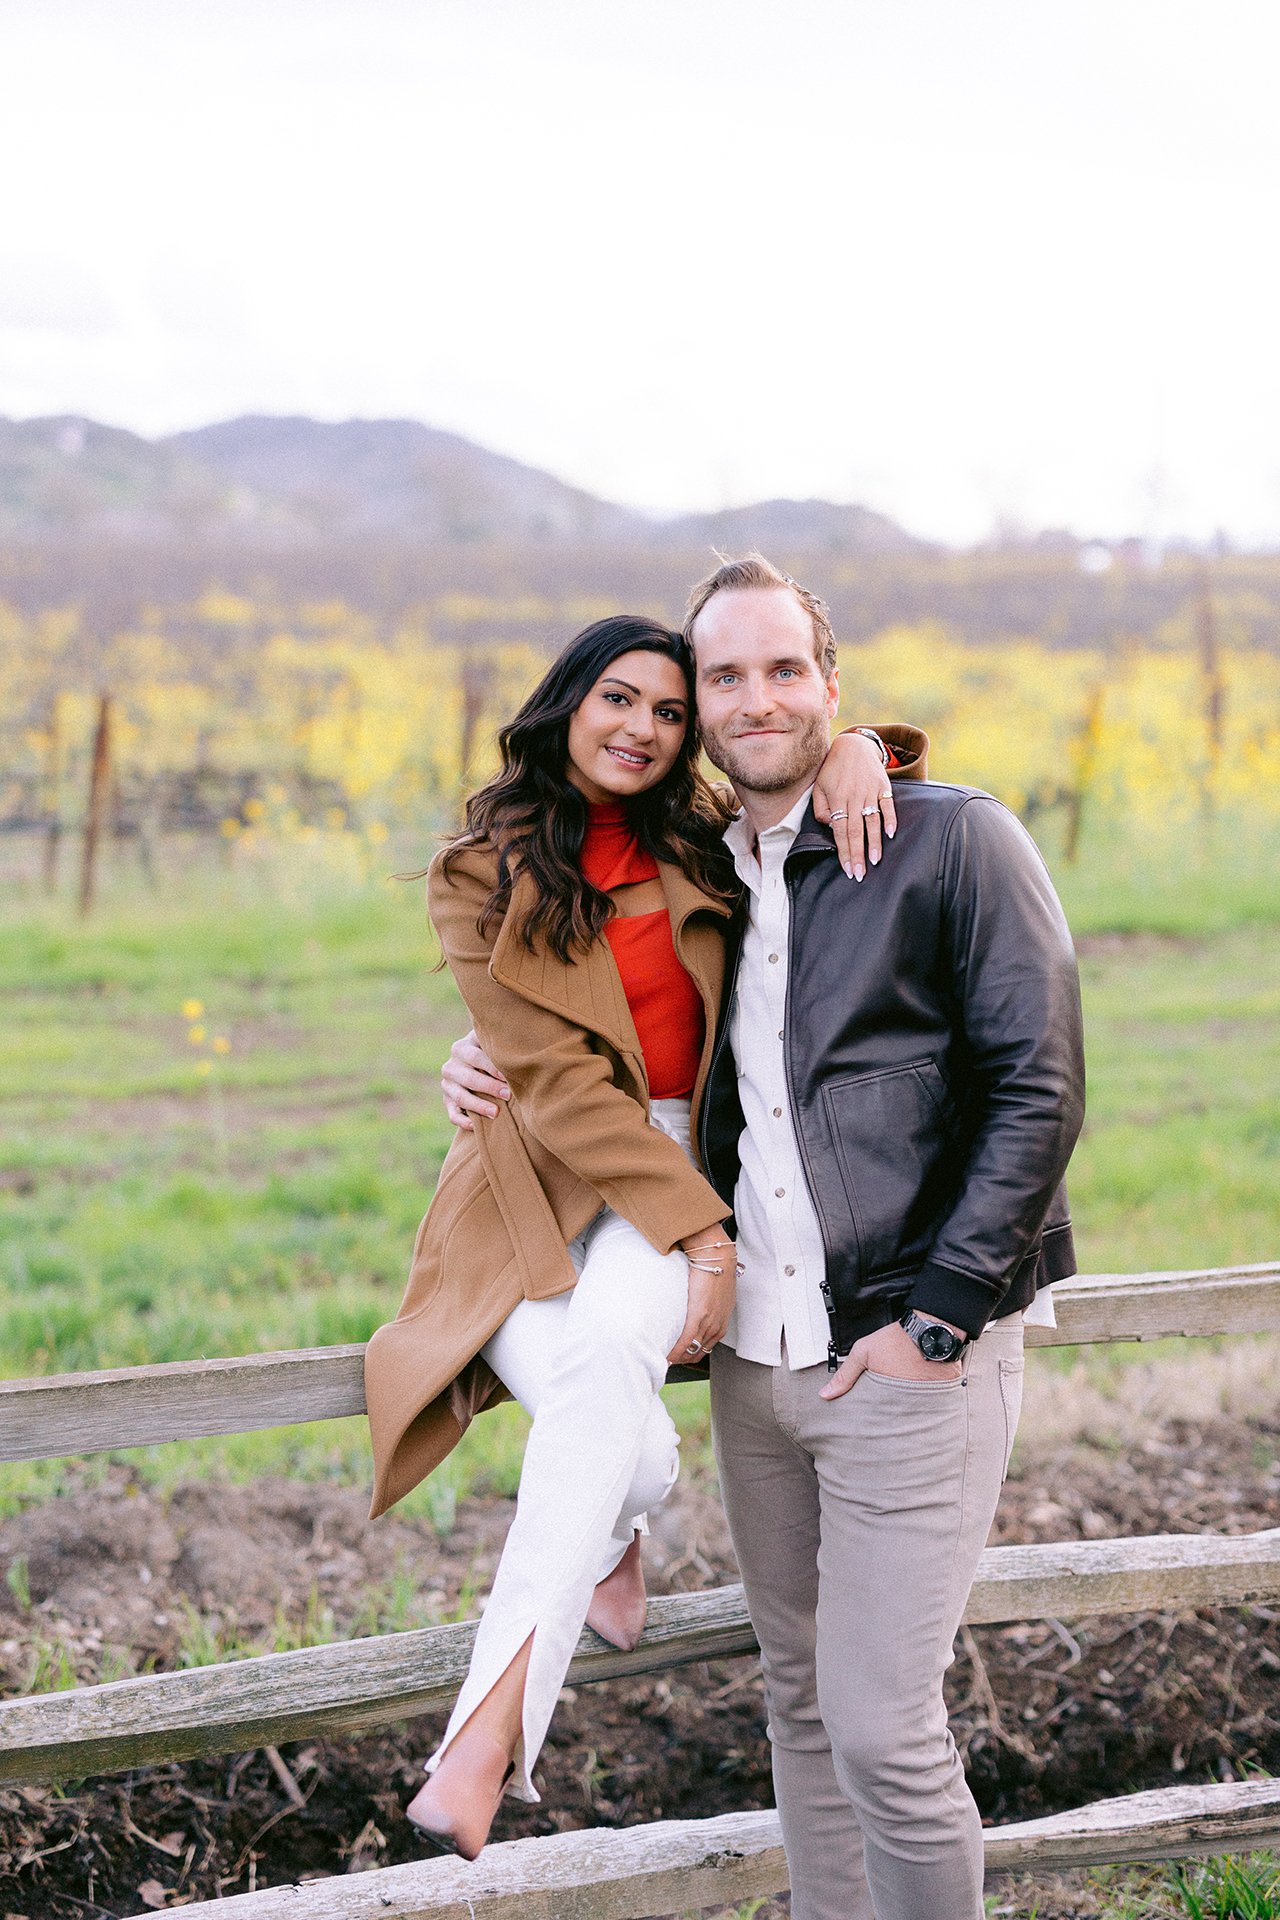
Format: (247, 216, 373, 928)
(690, 587, 839, 796)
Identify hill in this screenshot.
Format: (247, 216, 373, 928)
(660, 495, 925, 556)
(0, 413, 924, 553)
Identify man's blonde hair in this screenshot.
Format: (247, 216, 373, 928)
(683, 552, 837, 677)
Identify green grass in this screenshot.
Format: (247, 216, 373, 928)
(1050, 1850, 1280, 1918)
(0, 824, 1276, 1509)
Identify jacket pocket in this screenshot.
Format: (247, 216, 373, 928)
(998, 1355, 1025, 1482)
(821, 1059, 955, 1285)
(473, 1100, 577, 1301)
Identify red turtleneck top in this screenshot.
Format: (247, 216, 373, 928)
(580, 803, 705, 1099)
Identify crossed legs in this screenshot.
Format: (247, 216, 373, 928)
(408, 1201, 689, 1851)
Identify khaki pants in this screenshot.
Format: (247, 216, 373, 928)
(711, 1317, 1025, 1920)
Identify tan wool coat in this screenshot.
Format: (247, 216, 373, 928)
(364, 843, 735, 1516)
(365, 725, 929, 1518)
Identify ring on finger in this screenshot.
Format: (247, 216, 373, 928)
(860, 805, 879, 817)
(686, 1338, 703, 1355)
(828, 808, 848, 822)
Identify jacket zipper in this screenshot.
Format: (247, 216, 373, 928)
(699, 918, 747, 1181)
(782, 852, 843, 1371)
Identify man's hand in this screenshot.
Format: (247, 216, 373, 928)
(667, 1230, 737, 1365)
(441, 1030, 511, 1130)
(819, 1316, 964, 1400)
(812, 730, 897, 882)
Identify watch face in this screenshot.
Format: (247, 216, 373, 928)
(919, 1322, 959, 1361)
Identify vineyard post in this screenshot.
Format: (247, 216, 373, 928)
(1195, 575, 1225, 821)
(41, 689, 64, 896)
(1063, 685, 1106, 865)
(78, 692, 113, 918)
(458, 647, 497, 791)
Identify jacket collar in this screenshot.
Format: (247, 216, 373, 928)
(790, 795, 839, 858)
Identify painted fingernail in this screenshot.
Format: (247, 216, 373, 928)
(843, 861, 854, 879)
(886, 825, 896, 837)
(854, 864, 865, 882)
(870, 850, 880, 865)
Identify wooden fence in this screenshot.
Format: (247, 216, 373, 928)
(3, 1261, 1279, 1919)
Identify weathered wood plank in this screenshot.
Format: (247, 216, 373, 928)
(982, 1775, 1280, 1872)
(127, 1778, 1280, 1918)
(4, 1529, 1277, 1786)
(161, 1810, 789, 1920)
(1024, 1262, 1280, 1349)
(0, 1344, 369, 1462)
(963, 1524, 1280, 1625)
(2, 1265, 1276, 1466)
(0, 1583, 758, 1785)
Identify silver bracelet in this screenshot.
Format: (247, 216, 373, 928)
(849, 725, 890, 767)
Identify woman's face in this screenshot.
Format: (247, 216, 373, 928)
(565, 649, 691, 806)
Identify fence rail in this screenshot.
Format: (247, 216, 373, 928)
(145, 1779, 1280, 1920)
(3, 1262, 1278, 1917)
(2, 1262, 1276, 1466)
(3, 1526, 1278, 1786)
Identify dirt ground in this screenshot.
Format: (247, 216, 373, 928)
(1, 1407, 1278, 1919)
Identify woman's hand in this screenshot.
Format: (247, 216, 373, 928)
(668, 1229, 737, 1364)
(441, 1029, 511, 1129)
(812, 729, 897, 881)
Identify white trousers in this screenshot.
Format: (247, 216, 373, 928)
(426, 1098, 694, 1801)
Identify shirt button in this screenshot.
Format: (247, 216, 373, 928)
(772, 1106, 782, 1118)
(768, 952, 779, 963)
(777, 1029, 784, 1041)
(774, 1186, 786, 1198)
(784, 1264, 796, 1276)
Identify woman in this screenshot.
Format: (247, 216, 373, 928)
(364, 614, 913, 1859)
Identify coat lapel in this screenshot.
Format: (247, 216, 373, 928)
(489, 867, 639, 1055)
(488, 859, 733, 1060)
(659, 859, 734, 1030)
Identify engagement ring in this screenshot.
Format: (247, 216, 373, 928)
(860, 805, 879, 817)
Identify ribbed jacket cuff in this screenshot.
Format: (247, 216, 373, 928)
(907, 1260, 1002, 1340)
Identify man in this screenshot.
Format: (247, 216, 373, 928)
(444, 554, 1085, 1920)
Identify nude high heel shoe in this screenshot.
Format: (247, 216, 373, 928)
(585, 1532, 647, 1653)
(406, 1722, 514, 1860)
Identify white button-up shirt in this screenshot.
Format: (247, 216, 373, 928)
(721, 789, 833, 1370)
(718, 788, 1053, 1371)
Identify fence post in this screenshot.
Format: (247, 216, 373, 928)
(78, 691, 113, 917)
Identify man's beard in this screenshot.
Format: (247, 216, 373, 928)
(701, 711, 831, 796)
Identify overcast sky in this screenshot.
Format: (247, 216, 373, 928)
(3, 0, 1279, 544)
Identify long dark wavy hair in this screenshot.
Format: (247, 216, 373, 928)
(441, 615, 737, 961)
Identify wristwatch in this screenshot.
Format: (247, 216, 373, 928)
(899, 1309, 969, 1364)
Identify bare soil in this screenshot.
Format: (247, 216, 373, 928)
(1, 1409, 1278, 1919)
